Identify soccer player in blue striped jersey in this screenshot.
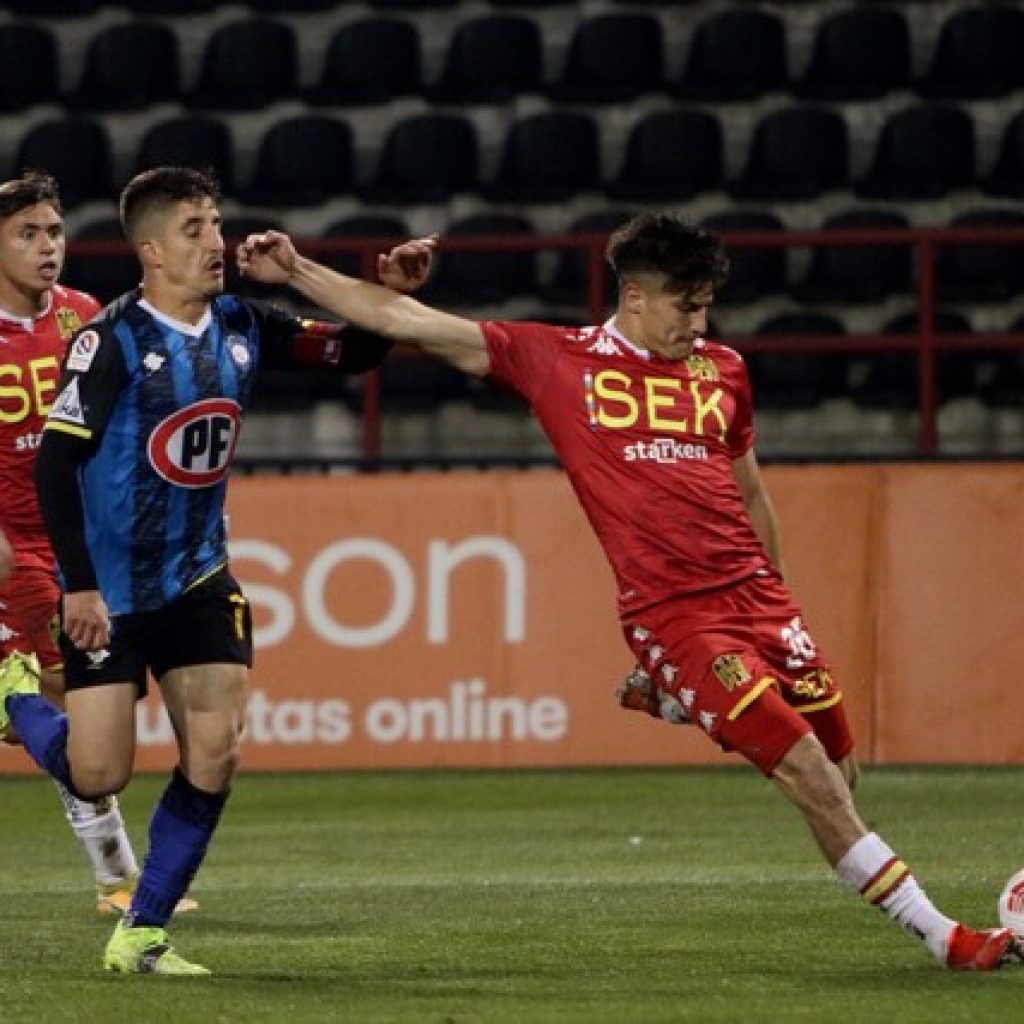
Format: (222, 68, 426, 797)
(0, 166, 429, 975)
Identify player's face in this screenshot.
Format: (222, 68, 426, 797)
(0, 202, 65, 306)
(156, 197, 225, 301)
(626, 277, 713, 361)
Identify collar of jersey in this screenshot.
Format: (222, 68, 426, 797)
(138, 297, 211, 337)
(0, 290, 52, 331)
(602, 318, 707, 363)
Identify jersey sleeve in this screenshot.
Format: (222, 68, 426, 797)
(44, 323, 129, 443)
(479, 320, 564, 403)
(726, 351, 755, 458)
(249, 301, 393, 375)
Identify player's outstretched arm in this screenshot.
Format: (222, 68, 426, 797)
(237, 231, 490, 377)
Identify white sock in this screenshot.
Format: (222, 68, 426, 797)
(836, 832, 956, 962)
(53, 780, 139, 888)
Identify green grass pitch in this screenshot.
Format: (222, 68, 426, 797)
(2, 767, 1021, 1022)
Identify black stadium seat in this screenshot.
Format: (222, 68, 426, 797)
(15, 118, 114, 208)
(731, 106, 849, 200)
(306, 18, 421, 105)
(981, 113, 1024, 198)
(189, 19, 298, 110)
(919, 6, 1024, 99)
(796, 7, 911, 100)
(608, 109, 724, 201)
(425, 213, 538, 305)
(430, 15, 542, 103)
(549, 13, 664, 102)
(64, 217, 138, 305)
(0, 23, 59, 112)
(797, 209, 912, 304)
(244, 116, 354, 205)
(672, 10, 787, 100)
(320, 215, 411, 278)
(70, 21, 181, 111)
(134, 116, 235, 194)
(857, 105, 975, 200)
(749, 313, 848, 410)
(700, 211, 787, 304)
(486, 112, 601, 202)
(543, 209, 634, 308)
(935, 209, 1024, 303)
(361, 114, 479, 203)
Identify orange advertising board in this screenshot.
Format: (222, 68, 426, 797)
(1, 465, 1021, 774)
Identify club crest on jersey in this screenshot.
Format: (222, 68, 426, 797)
(685, 353, 719, 381)
(227, 334, 250, 367)
(56, 307, 83, 341)
(66, 330, 100, 372)
(711, 653, 752, 692)
(147, 398, 242, 488)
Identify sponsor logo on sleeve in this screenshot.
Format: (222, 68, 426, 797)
(49, 377, 85, 426)
(66, 330, 101, 373)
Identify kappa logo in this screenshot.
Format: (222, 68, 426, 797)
(586, 337, 622, 357)
(698, 710, 717, 734)
(645, 644, 665, 665)
(659, 663, 678, 685)
(0, 622, 18, 644)
(66, 330, 101, 373)
(678, 687, 696, 711)
(147, 397, 242, 489)
(50, 377, 85, 426)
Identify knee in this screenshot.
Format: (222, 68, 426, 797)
(71, 764, 130, 801)
(188, 723, 243, 790)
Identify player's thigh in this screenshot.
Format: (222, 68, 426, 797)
(64, 682, 138, 785)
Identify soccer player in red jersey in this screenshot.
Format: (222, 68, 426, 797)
(0, 172, 197, 917)
(237, 215, 1017, 971)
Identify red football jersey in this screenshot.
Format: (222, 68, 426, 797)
(481, 318, 772, 614)
(0, 284, 100, 565)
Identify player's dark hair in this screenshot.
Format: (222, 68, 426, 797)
(119, 166, 221, 241)
(606, 213, 729, 295)
(0, 171, 63, 220)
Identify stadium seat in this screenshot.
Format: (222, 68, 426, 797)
(935, 209, 1024, 303)
(430, 15, 542, 103)
(247, 0, 338, 10)
(63, 217, 138, 306)
(320, 214, 411, 278)
(919, 7, 1024, 99)
(797, 209, 913, 304)
(978, 321, 1024, 408)
(306, 18, 421, 105)
(367, 0, 456, 8)
(486, 112, 601, 202)
(700, 211, 787, 304)
(608, 109, 724, 202)
(0, 23, 59, 112)
(981, 113, 1024, 198)
(749, 313, 848, 410)
(543, 209, 634, 308)
(134, 116, 235, 194)
(118, 0, 214, 11)
(731, 106, 848, 200)
(379, 351, 468, 414)
(852, 311, 974, 409)
(549, 13, 664, 103)
(69, 22, 181, 111)
(672, 10, 787, 100)
(361, 114, 478, 203)
(189, 19, 298, 110)
(795, 7, 911, 100)
(425, 213, 538, 305)
(244, 116, 354, 205)
(14, 119, 114, 208)
(856, 105, 975, 200)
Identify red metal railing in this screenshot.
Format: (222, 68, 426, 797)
(68, 226, 1024, 458)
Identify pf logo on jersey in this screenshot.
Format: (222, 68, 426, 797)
(147, 398, 242, 488)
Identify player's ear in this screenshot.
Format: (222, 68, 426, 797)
(137, 237, 162, 270)
(621, 279, 646, 315)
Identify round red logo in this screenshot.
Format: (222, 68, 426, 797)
(147, 398, 242, 488)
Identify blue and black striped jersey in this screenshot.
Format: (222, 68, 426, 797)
(41, 290, 388, 615)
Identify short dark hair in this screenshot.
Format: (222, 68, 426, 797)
(606, 213, 729, 294)
(0, 171, 63, 220)
(120, 166, 221, 241)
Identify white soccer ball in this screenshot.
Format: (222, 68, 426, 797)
(997, 869, 1024, 939)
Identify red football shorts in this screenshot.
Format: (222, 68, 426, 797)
(622, 572, 853, 776)
(0, 561, 62, 670)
